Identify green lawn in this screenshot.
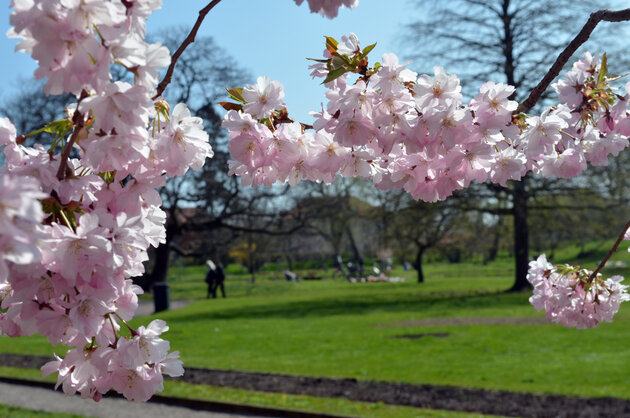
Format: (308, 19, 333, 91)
(2, 243, 630, 416)
(148, 270, 630, 399)
(0, 401, 82, 418)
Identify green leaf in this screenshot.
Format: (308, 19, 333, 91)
(331, 55, 348, 69)
(325, 36, 338, 55)
(598, 52, 608, 85)
(325, 36, 338, 50)
(42, 119, 73, 135)
(557, 264, 579, 276)
(226, 87, 246, 103)
(306, 57, 329, 63)
(98, 171, 116, 185)
(339, 54, 352, 65)
(604, 73, 628, 82)
(65, 209, 78, 229)
(322, 67, 348, 84)
(360, 42, 377, 59)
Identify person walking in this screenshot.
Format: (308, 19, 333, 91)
(212, 263, 226, 298)
(205, 259, 217, 299)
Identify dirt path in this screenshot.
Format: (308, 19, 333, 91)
(2, 353, 629, 417)
(375, 316, 550, 327)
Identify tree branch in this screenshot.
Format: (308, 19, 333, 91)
(588, 219, 630, 281)
(517, 8, 630, 113)
(56, 90, 88, 180)
(211, 221, 307, 236)
(55, 117, 82, 180)
(152, 0, 223, 100)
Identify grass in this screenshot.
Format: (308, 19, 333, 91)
(147, 284, 630, 399)
(0, 405, 83, 417)
(2, 242, 630, 415)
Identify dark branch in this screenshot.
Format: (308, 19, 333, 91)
(55, 117, 82, 180)
(170, 243, 204, 258)
(588, 219, 630, 281)
(153, 0, 223, 100)
(56, 90, 88, 180)
(208, 220, 307, 236)
(517, 8, 630, 113)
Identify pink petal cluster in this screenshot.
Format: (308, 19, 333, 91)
(293, 0, 359, 19)
(527, 255, 630, 329)
(242, 76, 286, 119)
(224, 35, 630, 203)
(0, 170, 46, 284)
(42, 320, 183, 402)
(2, 0, 215, 401)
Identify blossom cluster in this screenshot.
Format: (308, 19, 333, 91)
(1, 0, 213, 401)
(42, 319, 182, 402)
(293, 0, 359, 19)
(223, 34, 630, 202)
(527, 255, 630, 329)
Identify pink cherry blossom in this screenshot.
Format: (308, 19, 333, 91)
(155, 103, 213, 177)
(527, 254, 630, 329)
(293, 0, 359, 19)
(242, 76, 286, 119)
(3, 0, 195, 401)
(414, 66, 462, 110)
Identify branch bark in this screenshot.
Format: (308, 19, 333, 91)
(56, 90, 88, 180)
(152, 0, 223, 100)
(588, 219, 630, 281)
(517, 8, 630, 113)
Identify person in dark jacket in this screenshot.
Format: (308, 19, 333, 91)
(212, 262, 226, 298)
(205, 259, 217, 299)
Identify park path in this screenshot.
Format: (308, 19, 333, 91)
(0, 381, 255, 418)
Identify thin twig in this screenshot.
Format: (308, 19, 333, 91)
(55, 120, 83, 180)
(517, 8, 630, 114)
(56, 91, 89, 181)
(152, 0, 223, 100)
(588, 219, 630, 281)
(113, 311, 138, 337)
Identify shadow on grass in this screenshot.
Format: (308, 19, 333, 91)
(169, 289, 530, 323)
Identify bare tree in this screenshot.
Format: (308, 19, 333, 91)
(0, 82, 73, 147)
(389, 196, 461, 283)
(296, 178, 379, 265)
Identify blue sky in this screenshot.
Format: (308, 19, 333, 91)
(0, 1, 416, 122)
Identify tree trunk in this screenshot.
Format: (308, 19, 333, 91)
(486, 222, 501, 263)
(502, 0, 531, 292)
(248, 233, 256, 283)
(286, 255, 293, 271)
(284, 239, 294, 271)
(510, 179, 531, 291)
(346, 226, 361, 261)
(142, 220, 177, 292)
(416, 247, 425, 283)
(151, 240, 170, 283)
